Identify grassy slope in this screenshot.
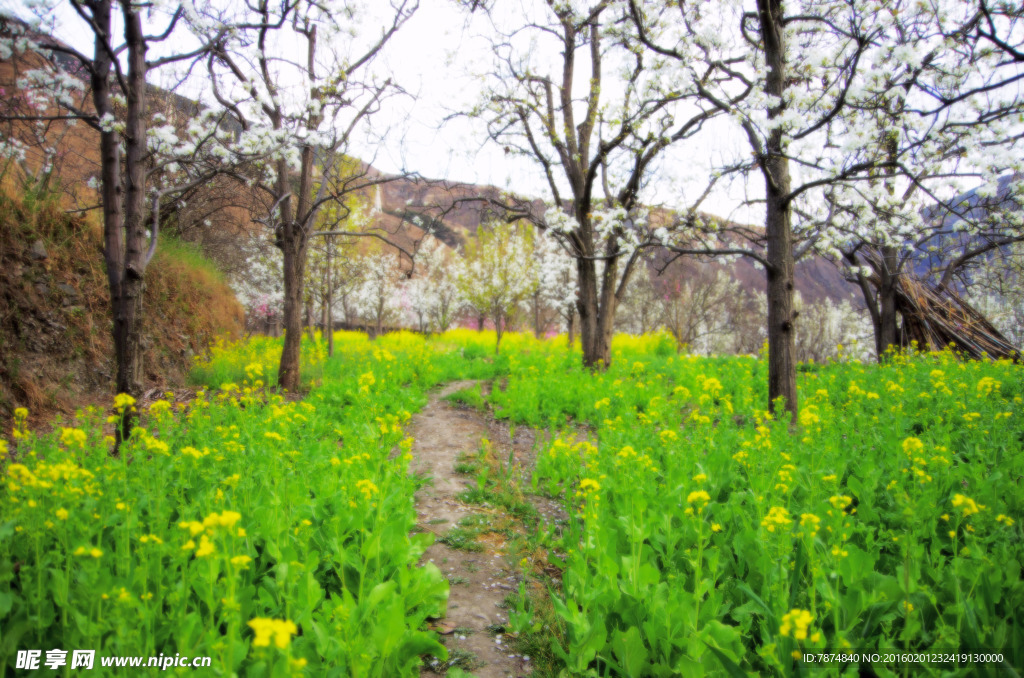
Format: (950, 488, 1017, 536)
(0, 186, 244, 427)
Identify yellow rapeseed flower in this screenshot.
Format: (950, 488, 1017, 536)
(798, 408, 820, 427)
(195, 536, 215, 558)
(951, 493, 982, 517)
(779, 609, 813, 640)
(356, 479, 379, 499)
(149, 400, 172, 416)
(687, 490, 711, 506)
(901, 437, 924, 456)
(976, 376, 1000, 397)
(60, 427, 87, 448)
(179, 520, 205, 536)
(203, 510, 242, 530)
(761, 506, 791, 532)
(702, 377, 722, 395)
(248, 618, 298, 649)
(828, 495, 853, 511)
(800, 513, 821, 536)
(181, 446, 209, 459)
(113, 393, 136, 412)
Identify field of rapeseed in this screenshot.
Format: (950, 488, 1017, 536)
(488, 334, 1023, 676)
(2, 329, 1021, 676)
(0, 331, 499, 676)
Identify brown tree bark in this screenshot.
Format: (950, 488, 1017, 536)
(276, 150, 306, 391)
(575, 212, 616, 368)
(877, 245, 899, 358)
(116, 3, 149, 430)
(847, 247, 900, 362)
(326, 235, 334, 357)
(278, 229, 306, 391)
(759, 0, 798, 421)
(533, 291, 542, 338)
(88, 1, 151, 443)
(577, 258, 601, 365)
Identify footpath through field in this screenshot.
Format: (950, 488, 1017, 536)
(409, 381, 531, 678)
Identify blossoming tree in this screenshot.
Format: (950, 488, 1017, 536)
(202, 0, 416, 390)
(626, 0, 1024, 417)
(457, 221, 537, 353)
(464, 0, 731, 368)
(0, 2, 259, 440)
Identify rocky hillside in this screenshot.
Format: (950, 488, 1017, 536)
(370, 168, 859, 305)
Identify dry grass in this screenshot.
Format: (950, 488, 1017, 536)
(0, 184, 243, 428)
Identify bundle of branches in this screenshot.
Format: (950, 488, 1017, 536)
(896, 277, 1021, 361)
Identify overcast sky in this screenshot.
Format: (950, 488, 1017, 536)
(362, 0, 758, 222)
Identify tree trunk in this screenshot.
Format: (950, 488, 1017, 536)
(577, 257, 611, 368)
(278, 225, 305, 392)
(877, 248, 899, 359)
(567, 308, 576, 346)
(276, 26, 324, 391)
(476, 314, 485, 331)
(304, 299, 314, 342)
(759, 0, 798, 421)
(533, 291, 542, 338)
(326, 237, 334, 357)
(95, 2, 148, 444)
(576, 212, 625, 368)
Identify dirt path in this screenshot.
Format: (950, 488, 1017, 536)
(410, 381, 531, 678)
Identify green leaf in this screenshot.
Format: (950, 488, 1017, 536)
(367, 580, 398, 609)
(703, 642, 750, 678)
(611, 626, 649, 676)
(734, 582, 777, 628)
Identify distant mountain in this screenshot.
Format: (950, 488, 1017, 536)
(912, 174, 1023, 283)
(375, 171, 860, 305)
(923, 174, 1022, 230)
